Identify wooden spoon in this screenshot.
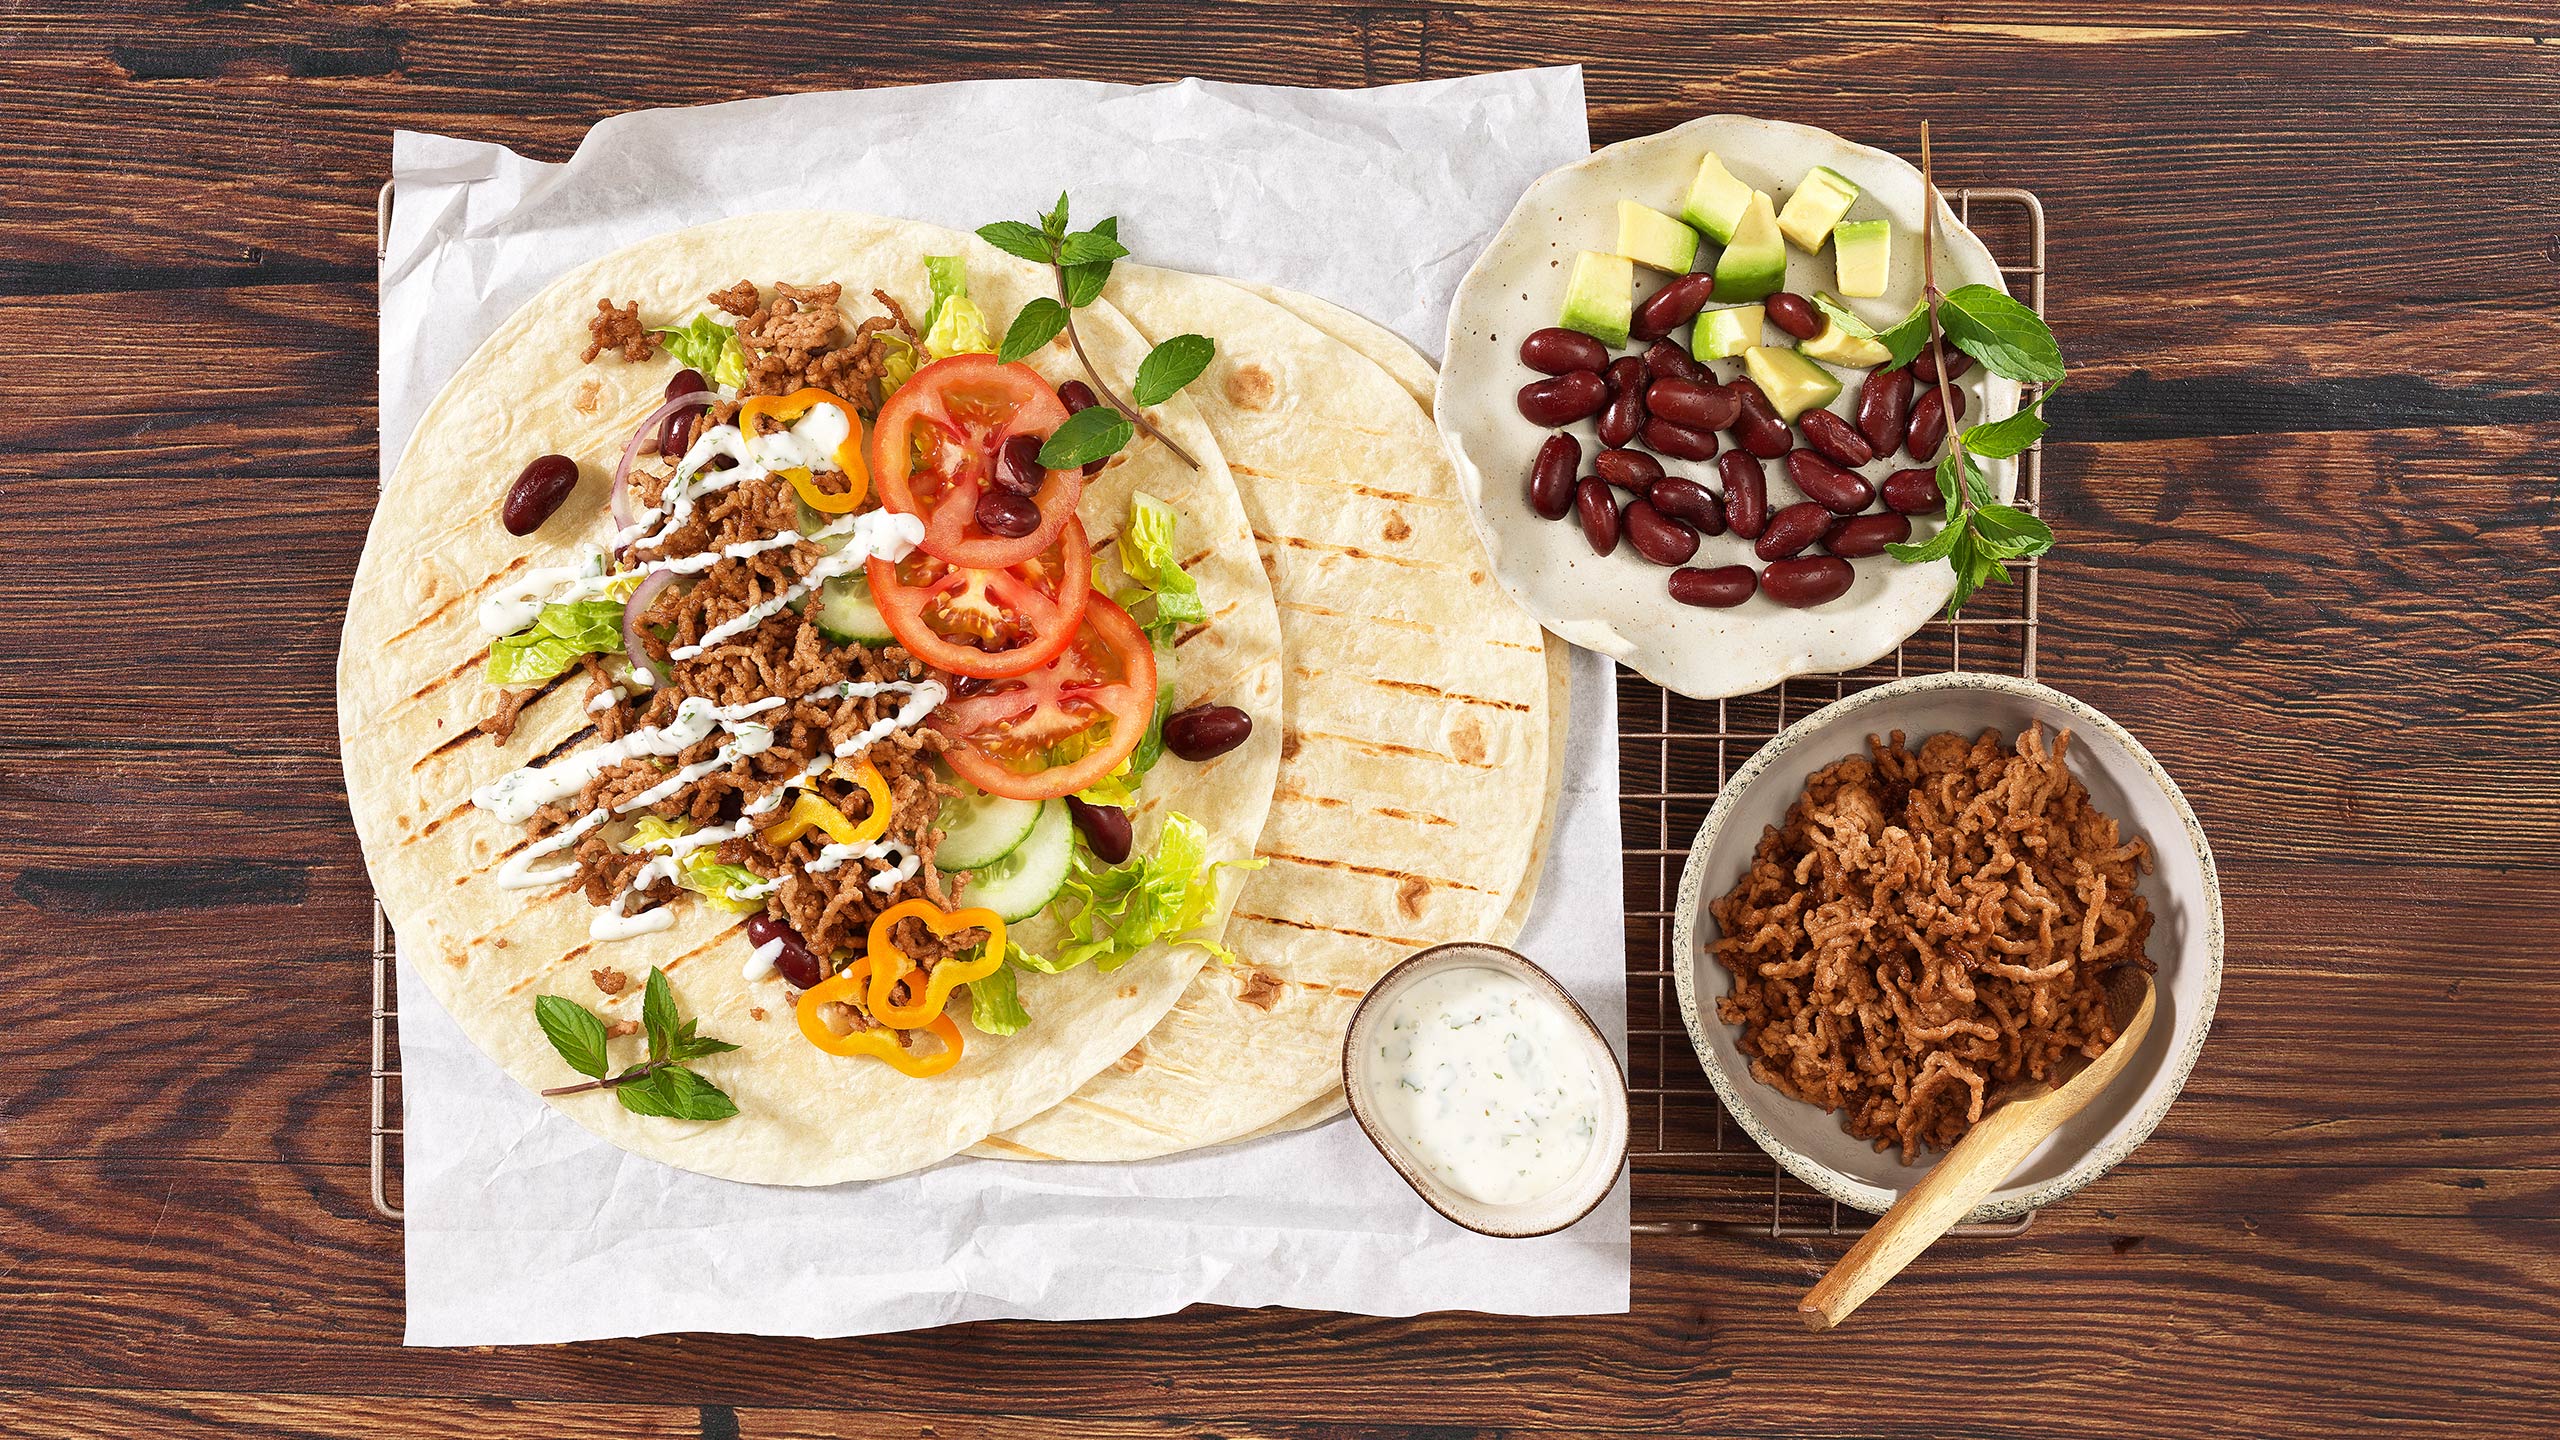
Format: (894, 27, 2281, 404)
(1798, 970, 2157, 1331)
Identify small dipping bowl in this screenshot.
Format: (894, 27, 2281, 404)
(1342, 942, 1630, 1238)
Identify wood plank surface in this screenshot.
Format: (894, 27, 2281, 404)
(2, 2, 2554, 1437)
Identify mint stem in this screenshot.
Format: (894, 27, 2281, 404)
(1048, 247, 1204, 472)
(1917, 121, 1973, 524)
(541, 1059, 671, 1097)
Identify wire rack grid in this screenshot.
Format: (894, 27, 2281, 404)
(365, 186, 2050, 1234)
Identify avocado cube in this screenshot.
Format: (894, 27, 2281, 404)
(1796, 291, 1890, 368)
(1742, 345, 1844, 422)
(1559, 250, 1635, 348)
(1832, 219, 1890, 298)
(1616, 201, 1700, 275)
(1711, 191, 1787, 304)
(1690, 304, 1766, 361)
(1777, 165, 1863, 253)
(1679, 152, 1756, 246)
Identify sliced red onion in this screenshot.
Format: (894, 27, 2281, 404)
(614, 391, 718, 532)
(621, 569, 676, 686)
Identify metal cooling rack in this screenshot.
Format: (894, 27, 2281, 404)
(362, 186, 2051, 1236)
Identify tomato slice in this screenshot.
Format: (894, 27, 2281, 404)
(871, 354, 1084, 568)
(933, 595, 1158, 802)
(867, 519, 1091, 679)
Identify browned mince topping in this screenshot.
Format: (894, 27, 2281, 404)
(582, 298, 657, 364)
(590, 967, 629, 996)
(709, 280, 762, 317)
(606, 1019, 642, 1039)
(1711, 727, 2156, 1162)
(476, 685, 534, 744)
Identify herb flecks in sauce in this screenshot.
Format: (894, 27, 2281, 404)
(1361, 966, 1603, 1206)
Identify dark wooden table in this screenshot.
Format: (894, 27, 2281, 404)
(7, 4, 2556, 1436)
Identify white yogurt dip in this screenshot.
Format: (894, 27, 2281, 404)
(1358, 965, 1604, 1206)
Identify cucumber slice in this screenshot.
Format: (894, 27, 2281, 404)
(935, 780, 1043, 871)
(959, 799, 1073, 922)
(795, 496, 857, 556)
(814, 572, 895, 646)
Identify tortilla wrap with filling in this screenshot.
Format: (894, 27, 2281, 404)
(341, 212, 1282, 1184)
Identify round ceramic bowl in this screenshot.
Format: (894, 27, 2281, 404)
(1671, 673, 2222, 1219)
(1343, 943, 1630, 1238)
(1437, 114, 2020, 700)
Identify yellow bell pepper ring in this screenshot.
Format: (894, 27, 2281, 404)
(794, 956, 965, 1078)
(757, 762, 891, 848)
(865, 899, 1005, 1029)
(739, 387, 868, 511)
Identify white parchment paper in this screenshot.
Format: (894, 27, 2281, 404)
(380, 71, 1626, 1345)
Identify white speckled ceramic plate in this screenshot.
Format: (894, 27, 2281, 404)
(1438, 115, 2020, 700)
(1671, 673, 2223, 1220)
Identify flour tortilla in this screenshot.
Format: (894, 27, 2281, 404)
(975, 270, 1553, 1162)
(340, 212, 1283, 1185)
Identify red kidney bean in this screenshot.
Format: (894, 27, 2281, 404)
(1799, 409, 1874, 471)
(1599, 384, 1647, 449)
(993, 432, 1047, 495)
(1824, 511, 1913, 558)
(1719, 452, 1770, 540)
(1622, 500, 1700, 567)
(1574, 478, 1621, 556)
(1592, 446, 1664, 493)
(1528, 433, 1580, 519)
(745, 913, 823, 990)
(1517, 372, 1608, 426)
(975, 488, 1041, 538)
(1726, 378, 1791, 457)
(1761, 555, 1856, 608)
(658, 402, 700, 460)
(1913, 341, 1973, 383)
(1765, 292, 1821, 341)
(1641, 416, 1719, 461)
(1520, 327, 1611, 376)
(1785, 449, 1877, 515)
(1529, 433, 1581, 519)
(1669, 564, 1758, 608)
(1756, 500, 1834, 561)
(1905, 384, 1968, 460)
(1164, 704, 1253, 762)
(1855, 366, 1913, 457)
(1647, 378, 1741, 432)
(1643, 338, 1710, 387)
(1648, 476, 1725, 536)
(1064, 797, 1134, 864)
(1881, 467, 1945, 516)
(664, 368, 709, 401)
(1056, 381, 1108, 475)
(503, 454, 579, 536)
(1605, 356, 1648, 396)
(1630, 273, 1718, 343)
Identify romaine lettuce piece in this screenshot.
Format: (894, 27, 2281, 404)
(484, 597, 625, 685)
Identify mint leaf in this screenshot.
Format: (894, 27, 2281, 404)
(1041, 193, 1071, 240)
(1131, 335, 1214, 408)
(999, 298, 1069, 364)
(1877, 303, 1933, 369)
(616, 1065, 739, 1121)
(670, 1016, 742, 1062)
(1960, 378, 2061, 460)
(1937, 284, 2064, 384)
(1064, 216, 1118, 308)
(641, 967, 679, 1063)
(976, 220, 1052, 265)
(1039, 405, 1134, 468)
(534, 995, 610, 1080)
(1885, 520, 1964, 566)
(1970, 503, 2055, 557)
(1057, 226, 1130, 267)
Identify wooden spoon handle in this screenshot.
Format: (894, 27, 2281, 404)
(1798, 980, 2156, 1331)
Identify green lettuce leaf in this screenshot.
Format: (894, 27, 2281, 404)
(1117, 492, 1207, 638)
(620, 816, 771, 912)
(652, 314, 746, 388)
(921, 256, 993, 360)
(967, 949, 1034, 1036)
(1038, 812, 1261, 974)
(485, 597, 625, 685)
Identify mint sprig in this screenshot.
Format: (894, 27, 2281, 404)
(1883, 123, 2063, 617)
(534, 967, 740, 1122)
(976, 193, 1211, 473)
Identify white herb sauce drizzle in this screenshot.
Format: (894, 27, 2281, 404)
(1359, 967, 1604, 1206)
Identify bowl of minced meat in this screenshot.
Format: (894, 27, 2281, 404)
(1672, 671, 2223, 1220)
